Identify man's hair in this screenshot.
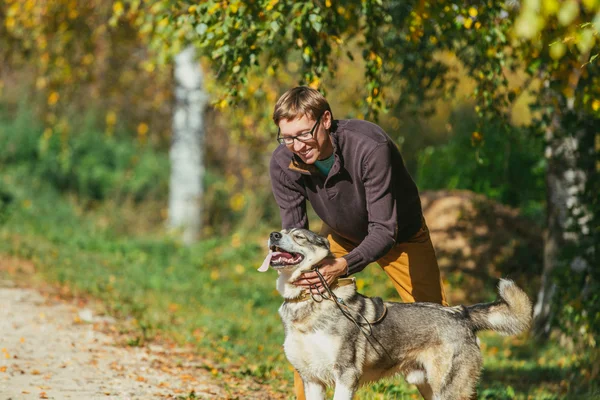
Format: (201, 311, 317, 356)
(273, 86, 332, 125)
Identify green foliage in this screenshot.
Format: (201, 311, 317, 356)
(416, 109, 545, 218)
(0, 106, 169, 202)
(122, 0, 389, 116)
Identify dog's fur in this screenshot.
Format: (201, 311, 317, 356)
(260, 228, 533, 400)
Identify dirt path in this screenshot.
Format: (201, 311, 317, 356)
(0, 279, 267, 400)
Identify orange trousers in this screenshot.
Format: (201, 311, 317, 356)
(293, 219, 448, 399)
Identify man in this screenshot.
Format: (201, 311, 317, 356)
(270, 86, 447, 399)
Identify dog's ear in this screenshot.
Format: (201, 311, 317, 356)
(316, 234, 330, 251)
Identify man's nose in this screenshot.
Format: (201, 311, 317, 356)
(270, 232, 282, 241)
(293, 139, 307, 152)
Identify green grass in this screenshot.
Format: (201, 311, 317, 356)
(0, 168, 597, 399)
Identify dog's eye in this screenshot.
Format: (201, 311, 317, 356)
(293, 233, 306, 240)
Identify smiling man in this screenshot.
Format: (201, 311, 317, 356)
(269, 86, 447, 399)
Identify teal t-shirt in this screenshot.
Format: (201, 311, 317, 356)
(314, 153, 335, 176)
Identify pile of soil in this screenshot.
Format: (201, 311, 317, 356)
(421, 190, 543, 304)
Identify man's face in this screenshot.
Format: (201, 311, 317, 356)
(278, 112, 332, 164)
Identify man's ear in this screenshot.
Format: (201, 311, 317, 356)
(323, 110, 333, 130)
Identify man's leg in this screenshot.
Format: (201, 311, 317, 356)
(377, 218, 448, 305)
(293, 370, 306, 400)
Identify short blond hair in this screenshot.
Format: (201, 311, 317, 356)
(272, 86, 332, 125)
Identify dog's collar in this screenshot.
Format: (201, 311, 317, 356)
(284, 277, 355, 304)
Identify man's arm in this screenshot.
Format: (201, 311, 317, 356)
(269, 154, 309, 229)
(342, 142, 397, 274)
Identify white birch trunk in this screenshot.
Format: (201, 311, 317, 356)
(168, 46, 208, 245)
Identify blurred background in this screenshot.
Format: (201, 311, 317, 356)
(0, 0, 598, 398)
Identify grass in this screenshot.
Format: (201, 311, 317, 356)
(0, 166, 597, 399)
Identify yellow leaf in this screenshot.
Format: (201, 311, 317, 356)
(47, 92, 60, 106)
(464, 18, 473, 29)
(468, 7, 478, 17)
(210, 270, 220, 280)
(106, 111, 117, 126)
(113, 2, 124, 14)
(137, 122, 149, 136)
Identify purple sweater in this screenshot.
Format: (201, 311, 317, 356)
(269, 119, 423, 274)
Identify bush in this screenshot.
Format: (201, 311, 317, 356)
(416, 110, 545, 216)
(0, 105, 169, 202)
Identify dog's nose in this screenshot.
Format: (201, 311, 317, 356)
(270, 232, 282, 241)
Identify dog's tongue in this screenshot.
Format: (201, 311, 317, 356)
(257, 251, 273, 272)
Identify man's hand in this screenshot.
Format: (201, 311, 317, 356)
(293, 257, 348, 295)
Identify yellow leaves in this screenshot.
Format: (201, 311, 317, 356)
(216, 98, 229, 109)
(36, 77, 48, 90)
(47, 92, 60, 106)
(210, 269, 220, 281)
(207, 3, 221, 15)
(106, 111, 117, 126)
(188, 5, 197, 13)
(542, 0, 560, 15)
(234, 264, 245, 274)
(583, 0, 600, 10)
(265, 0, 279, 11)
(549, 42, 567, 60)
(231, 233, 241, 248)
(326, 0, 332, 7)
(229, 193, 246, 212)
(356, 278, 365, 291)
(468, 7, 478, 18)
(158, 17, 169, 28)
(308, 76, 320, 89)
(557, 0, 579, 26)
(5, 16, 16, 30)
(463, 18, 473, 29)
(82, 54, 94, 65)
(137, 122, 149, 137)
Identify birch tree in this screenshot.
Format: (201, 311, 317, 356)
(168, 46, 208, 244)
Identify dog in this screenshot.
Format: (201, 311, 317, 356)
(257, 228, 532, 400)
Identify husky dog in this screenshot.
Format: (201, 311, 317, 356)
(258, 228, 532, 400)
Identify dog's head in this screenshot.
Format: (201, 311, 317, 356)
(257, 228, 331, 273)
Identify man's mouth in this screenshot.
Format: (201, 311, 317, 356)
(269, 245, 304, 266)
(298, 149, 313, 159)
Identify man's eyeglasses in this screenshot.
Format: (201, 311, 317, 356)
(277, 114, 322, 145)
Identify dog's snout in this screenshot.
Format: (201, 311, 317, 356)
(270, 232, 282, 242)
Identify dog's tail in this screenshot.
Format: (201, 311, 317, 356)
(467, 279, 532, 336)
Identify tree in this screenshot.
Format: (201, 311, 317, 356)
(168, 46, 208, 244)
(124, 0, 599, 371)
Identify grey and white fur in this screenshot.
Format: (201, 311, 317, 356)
(261, 228, 533, 400)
